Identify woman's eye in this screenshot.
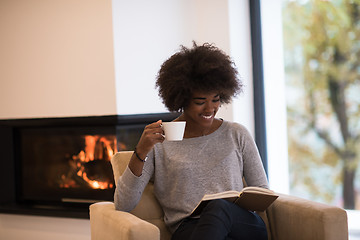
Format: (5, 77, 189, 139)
(195, 102, 205, 105)
(212, 99, 220, 103)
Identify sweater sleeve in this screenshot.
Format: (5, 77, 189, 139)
(239, 125, 269, 189)
(114, 151, 154, 212)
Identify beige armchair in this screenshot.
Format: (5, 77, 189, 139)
(90, 151, 349, 240)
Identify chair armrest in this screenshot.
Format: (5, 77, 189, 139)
(266, 194, 348, 240)
(90, 202, 160, 240)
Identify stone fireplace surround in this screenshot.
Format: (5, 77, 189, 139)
(0, 112, 179, 219)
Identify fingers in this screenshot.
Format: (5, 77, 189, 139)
(145, 120, 162, 129)
(144, 120, 164, 135)
(136, 120, 165, 154)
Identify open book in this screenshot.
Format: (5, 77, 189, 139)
(191, 186, 279, 216)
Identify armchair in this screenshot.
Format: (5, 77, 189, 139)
(90, 151, 348, 240)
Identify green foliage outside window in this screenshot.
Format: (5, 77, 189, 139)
(283, 0, 360, 209)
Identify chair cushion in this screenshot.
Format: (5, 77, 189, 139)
(111, 151, 165, 220)
(111, 151, 134, 182)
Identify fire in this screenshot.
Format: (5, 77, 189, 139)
(82, 135, 117, 162)
(60, 135, 121, 190)
(78, 169, 114, 190)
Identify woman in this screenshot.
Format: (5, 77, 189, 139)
(114, 42, 268, 240)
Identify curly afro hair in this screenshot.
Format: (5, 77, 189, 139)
(155, 42, 243, 112)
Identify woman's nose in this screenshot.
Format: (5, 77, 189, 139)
(204, 101, 215, 111)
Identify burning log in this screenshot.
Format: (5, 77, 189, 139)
(59, 135, 118, 190)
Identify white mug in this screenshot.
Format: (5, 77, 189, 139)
(162, 121, 186, 141)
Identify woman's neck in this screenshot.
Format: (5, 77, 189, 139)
(175, 115, 222, 138)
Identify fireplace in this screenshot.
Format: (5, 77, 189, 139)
(0, 113, 179, 218)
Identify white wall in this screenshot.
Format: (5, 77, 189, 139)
(0, 0, 116, 119)
(112, 0, 233, 117)
(112, 0, 255, 134)
(261, 0, 289, 193)
(0, 0, 254, 239)
(228, 0, 254, 132)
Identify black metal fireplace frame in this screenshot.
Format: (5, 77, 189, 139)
(0, 113, 180, 219)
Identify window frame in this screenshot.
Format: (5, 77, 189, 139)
(249, 0, 268, 175)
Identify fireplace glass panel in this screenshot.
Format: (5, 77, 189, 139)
(19, 125, 143, 204)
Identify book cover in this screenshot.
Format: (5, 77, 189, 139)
(191, 187, 278, 216)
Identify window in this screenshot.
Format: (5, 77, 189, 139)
(259, 0, 360, 238)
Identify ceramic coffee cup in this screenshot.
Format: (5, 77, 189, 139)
(162, 121, 186, 141)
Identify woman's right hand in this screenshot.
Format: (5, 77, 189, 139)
(135, 120, 164, 156)
(128, 120, 164, 176)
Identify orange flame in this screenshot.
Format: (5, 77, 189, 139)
(60, 135, 121, 189)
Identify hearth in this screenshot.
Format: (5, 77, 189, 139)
(0, 113, 179, 218)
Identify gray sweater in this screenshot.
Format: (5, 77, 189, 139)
(114, 120, 269, 233)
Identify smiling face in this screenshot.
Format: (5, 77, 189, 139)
(182, 91, 221, 133)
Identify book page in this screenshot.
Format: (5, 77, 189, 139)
(202, 190, 240, 201)
(191, 187, 279, 215)
(241, 187, 276, 195)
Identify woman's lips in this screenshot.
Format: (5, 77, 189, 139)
(201, 114, 214, 120)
